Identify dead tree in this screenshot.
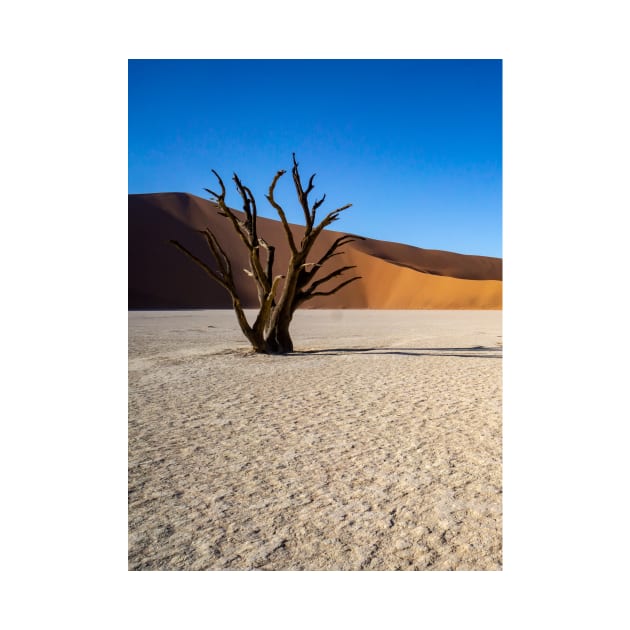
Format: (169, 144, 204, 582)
(170, 154, 363, 353)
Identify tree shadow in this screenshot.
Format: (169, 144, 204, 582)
(292, 345, 502, 358)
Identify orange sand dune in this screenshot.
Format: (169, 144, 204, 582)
(129, 192, 502, 309)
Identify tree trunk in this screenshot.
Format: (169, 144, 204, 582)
(263, 316, 294, 354)
(272, 318, 294, 353)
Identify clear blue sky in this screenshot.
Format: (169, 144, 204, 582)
(129, 59, 502, 258)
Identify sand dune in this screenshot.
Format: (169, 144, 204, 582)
(129, 192, 502, 310)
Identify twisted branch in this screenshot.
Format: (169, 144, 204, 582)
(300, 276, 362, 302)
(291, 153, 315, 229)
(265, 169, 297, 254)
(169, 239, 232, 293)
(301, 234, 364, 284)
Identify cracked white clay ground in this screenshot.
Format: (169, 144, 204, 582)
(129, 310, 502, 570)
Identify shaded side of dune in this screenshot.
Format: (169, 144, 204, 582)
(129, 192, 502, 309)
(350, 238, 502, 281)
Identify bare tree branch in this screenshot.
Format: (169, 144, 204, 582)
(259, 237, 276, 285)
(311, 193, 326, 224)
(243, 185, 258, 243)
(291, 153, 314, 229)
(197, 228, 232, 277)
(169, 239, 232, 293)
(232, 173, 256, 241)
(204, 169, 226, 201)
(300, 234, 364, 286)
(303, 204, 353, 252)
(306, 265, 357, 293)
(265, 169, 297, 254)
(207, 171, 271, 300)
(205, 172, 252, 247)
(301, 276, 362, 301)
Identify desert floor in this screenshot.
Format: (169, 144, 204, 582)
(129, 310, 502, 570)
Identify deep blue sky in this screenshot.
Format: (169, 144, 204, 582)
(129, 59, 502, 258)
